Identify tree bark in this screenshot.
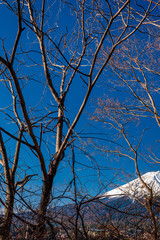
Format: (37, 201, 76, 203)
(34, 174, 53, 239)
(35, 105, 64, 238)
(0, 188, 14, 240)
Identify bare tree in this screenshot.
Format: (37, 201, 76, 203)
(0, 0, 160, 239)
(90, 95, 160, 239)
(0, 129, 22, 240)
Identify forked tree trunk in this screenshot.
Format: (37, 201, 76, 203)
(34, 107, 64, 239)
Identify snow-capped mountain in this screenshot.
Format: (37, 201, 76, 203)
(102, 171, 160, 200)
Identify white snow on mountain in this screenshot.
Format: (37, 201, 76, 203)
(102, 171, 160, 200)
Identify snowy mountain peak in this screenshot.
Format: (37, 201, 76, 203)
(102, 171, 160, 200)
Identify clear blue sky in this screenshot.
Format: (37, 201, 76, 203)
(0, 1, 160, 207)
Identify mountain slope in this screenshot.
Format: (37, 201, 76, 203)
(102, 171, 160, 200)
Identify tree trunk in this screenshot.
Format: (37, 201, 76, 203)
(0, 190, 14, 240)
(34, 172, 54, 239)
(35, 106, 64, 239)
(147, 199, 157, 240)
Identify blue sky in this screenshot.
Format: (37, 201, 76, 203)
(0, 1, 160, 207)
